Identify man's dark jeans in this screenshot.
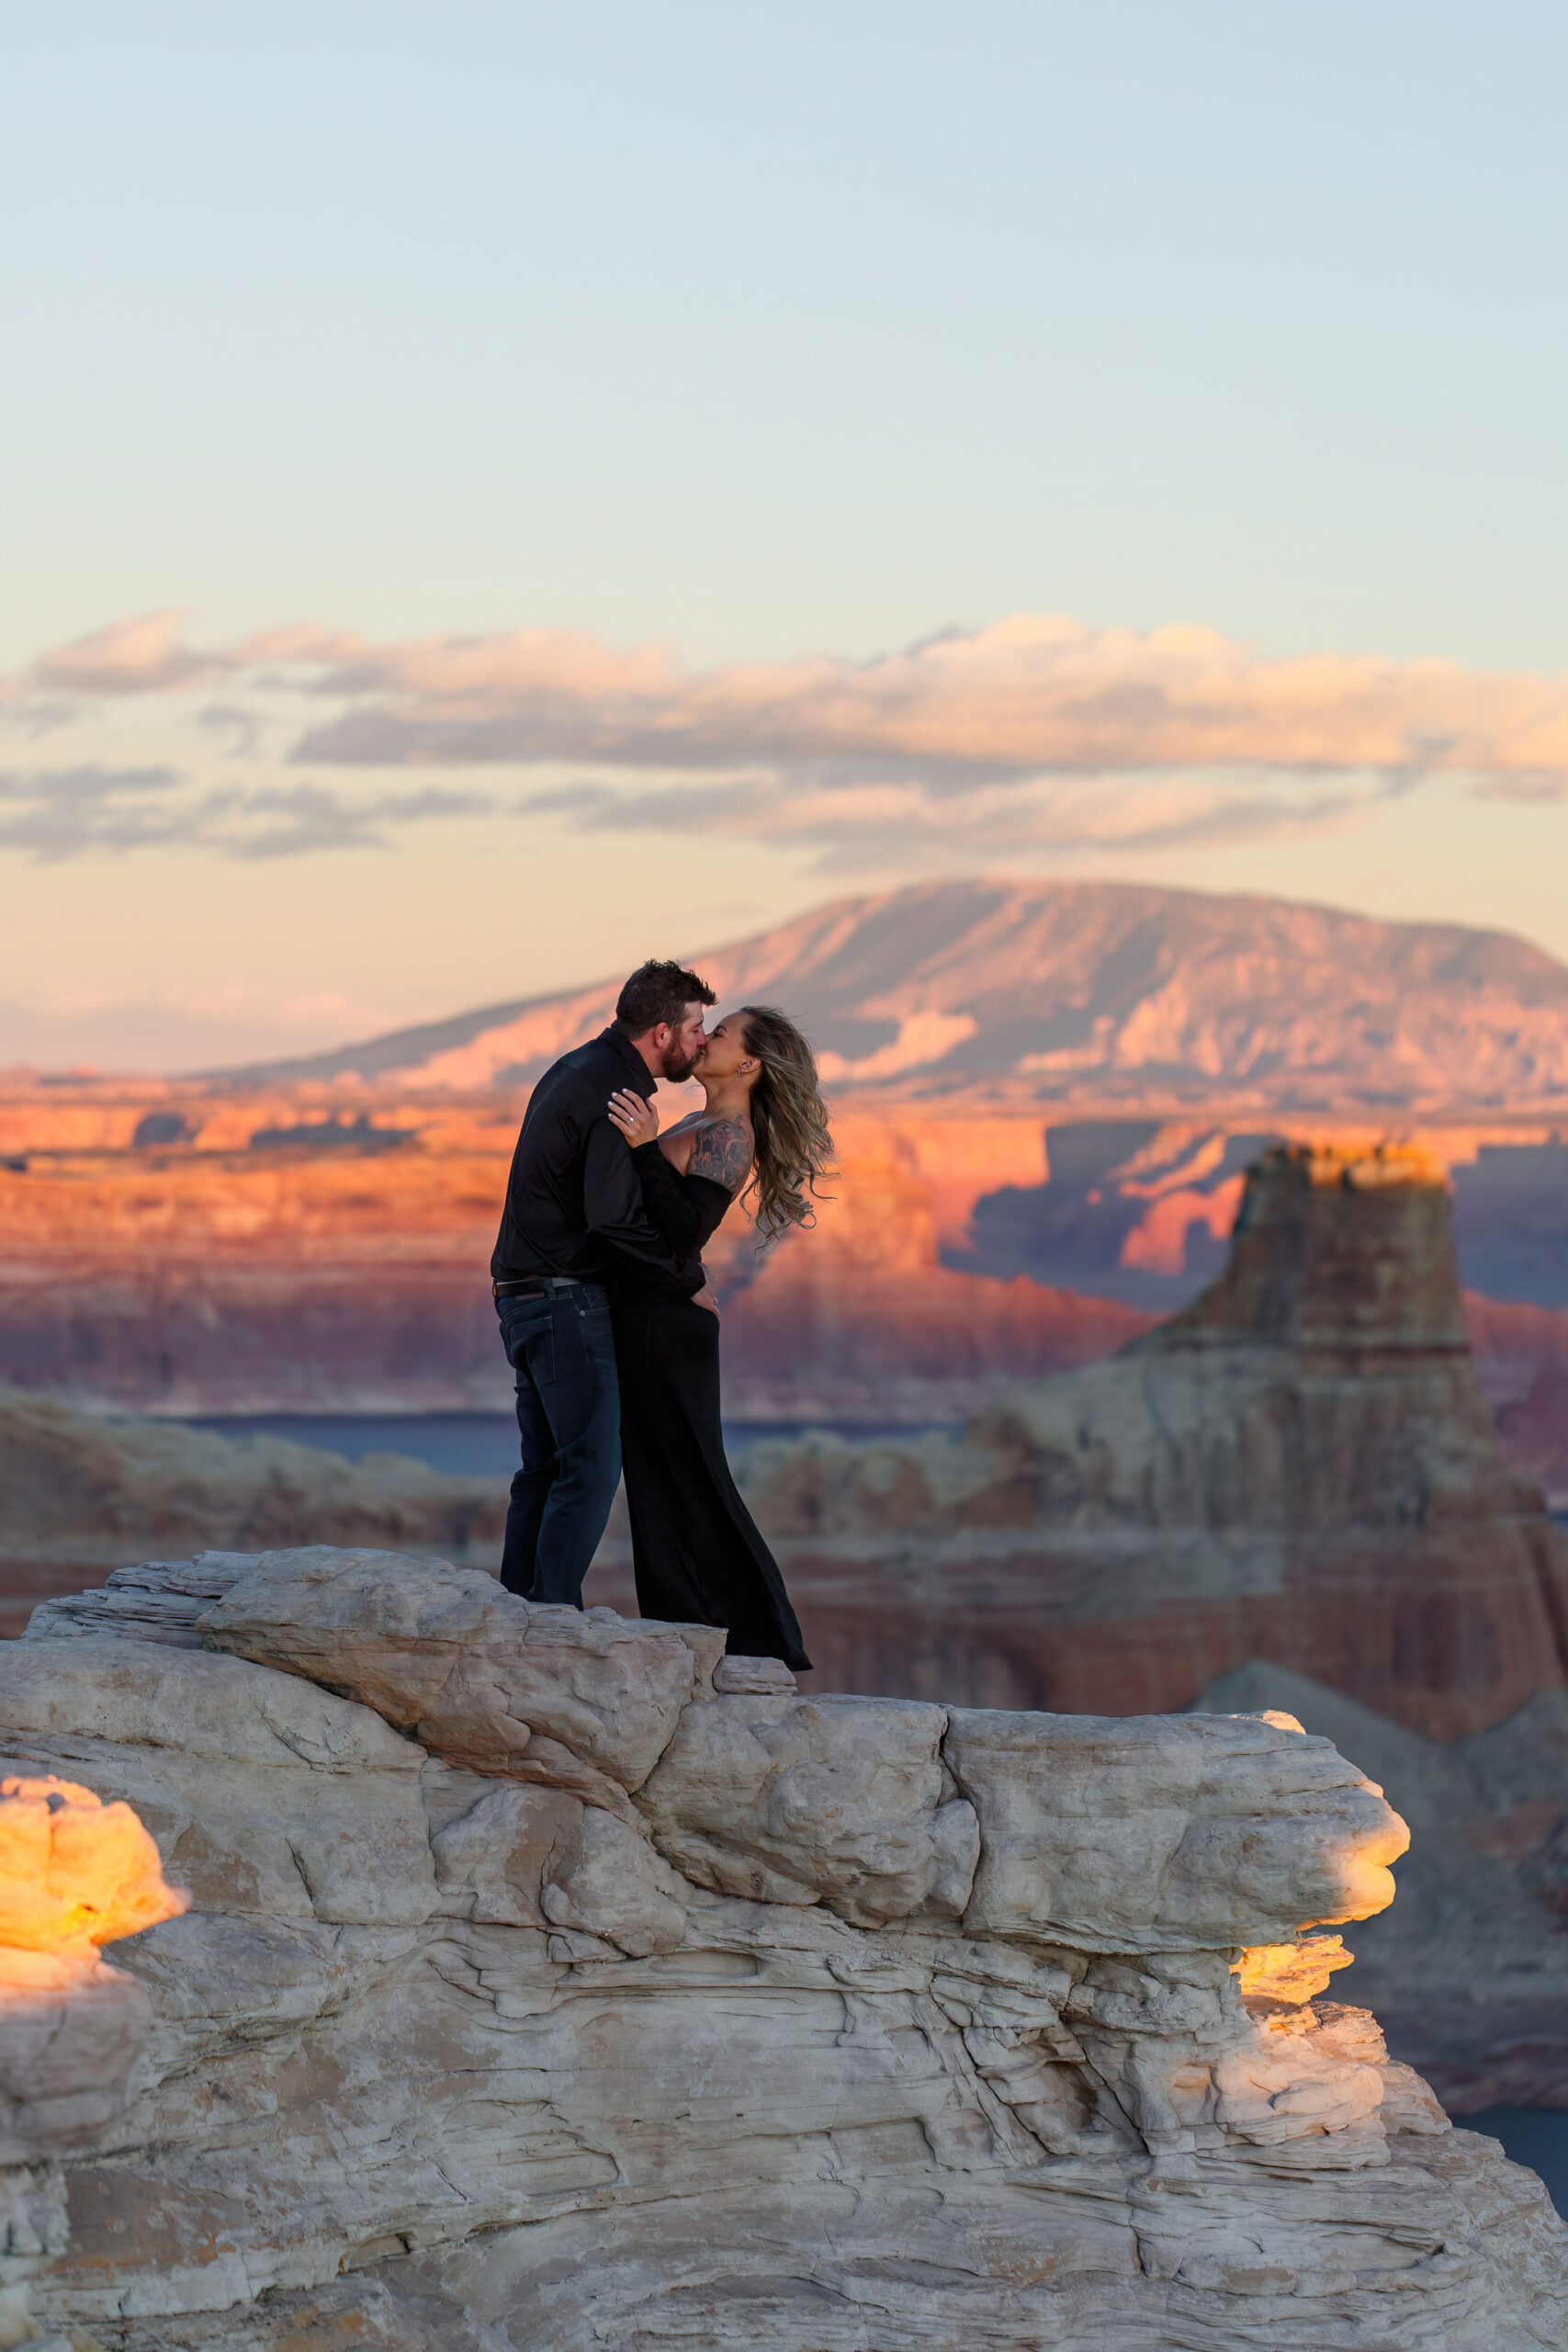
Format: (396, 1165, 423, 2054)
(497, 1282, 620, 1606)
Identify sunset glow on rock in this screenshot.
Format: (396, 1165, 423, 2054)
(1236, 1936, 1357, 2007)
(0, 1774, 188, 1957)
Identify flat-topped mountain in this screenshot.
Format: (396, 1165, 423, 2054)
(220, 878, 1568, 1106)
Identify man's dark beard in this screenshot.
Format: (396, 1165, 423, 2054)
(660, 1040, 705, 1082)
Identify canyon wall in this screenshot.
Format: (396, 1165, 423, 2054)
(2, 1076, 1563, 1488)
(5, 1128, 1562, 1718)
(0, 1387, 506, 1638)
(0, 1086, 513, 1416)
(9, 1141, 1564, 2122)
(5, 1543, 1566, 2348)
(716, 1145, 1568, 2112)
(1187, 1657, 1568, 2115)
(0, 1090, 1145, 1419)
(737, 1144, 1568, 1736)
(1464, 1292, 1568, 1504)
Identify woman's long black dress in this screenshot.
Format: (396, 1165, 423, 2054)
(612, 1140, 811, 1669)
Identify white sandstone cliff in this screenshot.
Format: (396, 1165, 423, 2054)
(3, 1546, 1566, 2349)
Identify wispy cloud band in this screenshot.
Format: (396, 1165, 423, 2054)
(0, 764, 494, 860)
(3, 607, 1566, 862)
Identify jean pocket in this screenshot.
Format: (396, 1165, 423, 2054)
(502, 1300, 557, 1386)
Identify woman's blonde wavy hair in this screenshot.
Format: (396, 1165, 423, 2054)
(738, 1004, 834, 1246)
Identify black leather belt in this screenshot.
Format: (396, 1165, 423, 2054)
(493, 1275, 584, 1300)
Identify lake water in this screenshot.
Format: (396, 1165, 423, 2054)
(1466, 2109, 1568, 2215)
(180, 1411, 953, 1476)
(185, 1411, 528, 1477)
(173, 1412, 1568, 2219)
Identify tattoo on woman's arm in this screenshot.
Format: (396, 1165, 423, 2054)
(687, 1119, 751, 1190)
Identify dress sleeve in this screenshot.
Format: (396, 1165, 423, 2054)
(581, 1119, 703, 1297)
(630, 1140, 714, 1257)
(676, 1173, 735, 1250)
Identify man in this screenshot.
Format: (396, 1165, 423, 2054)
(491, 957, 716, 1604)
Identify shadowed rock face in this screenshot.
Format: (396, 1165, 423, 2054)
(0, 1387, 507, 1635)
(1145, 1141, 1473, 1358)
(1192, 1659, 1568, 2117)
(740, 1144, 1568, 1743)
(6, 1544, 1567, 2349)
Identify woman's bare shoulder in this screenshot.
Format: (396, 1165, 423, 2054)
(657, 1110, 705, 1170)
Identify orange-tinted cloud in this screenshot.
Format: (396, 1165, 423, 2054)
(11, 610, 1568, 781)
(28, 610, 219, 696)
(5, 610, 1567, 865)
(273, 613, 1568, 783)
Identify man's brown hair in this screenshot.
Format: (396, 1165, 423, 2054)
(615, 958, 716, 1036)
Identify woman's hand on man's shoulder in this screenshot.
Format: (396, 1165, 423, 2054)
(606, 1089, 660, 1148)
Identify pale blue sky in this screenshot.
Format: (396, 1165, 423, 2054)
(8, 0, 1568, 664)
(4, 4, 1568, 1066)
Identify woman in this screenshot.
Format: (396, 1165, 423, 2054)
(604, 1005, 831, 1669)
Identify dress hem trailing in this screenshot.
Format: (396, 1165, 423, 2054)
(612, 1159, 811, 1671)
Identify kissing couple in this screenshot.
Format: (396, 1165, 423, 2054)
(489, 957, 830, 1671)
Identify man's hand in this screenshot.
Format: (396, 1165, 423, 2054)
(692, 1282, 720, 1317)
(606, 1088, 660, 1148)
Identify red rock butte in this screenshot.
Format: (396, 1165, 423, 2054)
(744, 1143, 1568, 1743)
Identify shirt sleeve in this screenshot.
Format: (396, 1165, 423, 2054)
(581, 1115, 704, 1295)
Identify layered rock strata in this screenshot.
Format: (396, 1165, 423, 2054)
(0, 1087, 1145, 1423)
(5, 1061, 1563, 1447)
(742, 1144, 1568, 1739)
(6, 1546, 1567, 2347)
(0, 1386, 505, 1635)
(722, 1144, 1568, 2115)
(1192, 1657, 1568, 2115)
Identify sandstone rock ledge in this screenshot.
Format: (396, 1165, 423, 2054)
(5, 1548, 1566, 2350)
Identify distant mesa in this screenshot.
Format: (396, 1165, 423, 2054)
(246, 1110, 417, 1154)
(208, 877, 1568, 1108)
(130, 1111, 197, 1149)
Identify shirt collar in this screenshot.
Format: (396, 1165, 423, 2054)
(601, 1023, 657, 1097)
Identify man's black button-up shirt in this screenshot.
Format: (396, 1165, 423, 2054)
(490, 1025, 700, 1298)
